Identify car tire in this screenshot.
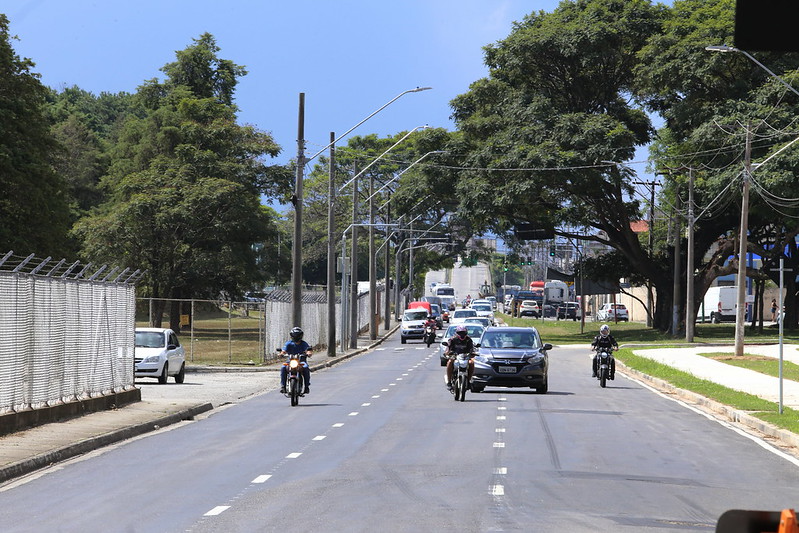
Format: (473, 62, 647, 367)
(158, 363, 168, 384)
(536, 376, 548, 394)
(471, 385, 484, 393)
(401, 337, 407, 344)
(174, 363, 185, 384)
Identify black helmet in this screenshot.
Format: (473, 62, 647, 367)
(290, 327, 303, 341)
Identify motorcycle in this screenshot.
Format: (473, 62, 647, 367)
(424, 324, 437, 347)
(444, 348, 474, 402)
(595, 348, 614, 388)
(278, 348, 311, 406)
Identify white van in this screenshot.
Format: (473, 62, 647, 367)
(701, 286, 737, 323)
(432, 284, 457, 310)
(544, 280, 569, 305)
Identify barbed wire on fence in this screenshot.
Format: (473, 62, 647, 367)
(0, 251, 144, 284)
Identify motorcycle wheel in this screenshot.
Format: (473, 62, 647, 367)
(458, 373, 467, 402)
(426, 337, 432, 347)
(289, 379, 299, 406)
(452, 372, 460, 401)
(599, 368, 607, 388)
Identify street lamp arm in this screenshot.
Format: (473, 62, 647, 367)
(706, 45, 799, 98)
(364, 150, 445, 203)
(307, 87, 432, 163)
(338, 125, 429, 193)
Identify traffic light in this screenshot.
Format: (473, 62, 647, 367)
(549, 246, 556, 257)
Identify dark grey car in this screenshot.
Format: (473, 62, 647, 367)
(472, 326, 551, 393)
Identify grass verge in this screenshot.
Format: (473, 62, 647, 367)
(616, 348, 799, 435)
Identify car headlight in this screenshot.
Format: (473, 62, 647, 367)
(526, 353, 544, 365)
(143, 353, 164, 363)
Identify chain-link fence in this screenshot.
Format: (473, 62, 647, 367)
(0, 252, 141, 414)
(138, 287, 382, 366)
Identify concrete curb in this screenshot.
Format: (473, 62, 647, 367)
(0, 402, 213, 485)
(617, 361, 799, 451)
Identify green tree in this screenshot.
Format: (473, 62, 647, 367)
(74, 35, 286, 329)
(447, 0, 676, 328)
(0, 14, 71, 256)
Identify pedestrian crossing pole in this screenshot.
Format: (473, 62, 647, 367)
(771, 258, 791, 414)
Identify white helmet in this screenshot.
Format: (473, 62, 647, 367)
(599, 325, 610, 337)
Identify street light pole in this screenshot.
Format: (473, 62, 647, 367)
(291, 93, 305, 327)
(326, 132, 336, 356)
(735, 126, 753, 357)
(686, 168, 695, 342)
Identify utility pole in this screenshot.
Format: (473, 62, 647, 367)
(735, 125, 753, 357)
(369, 172, 377, 340)
(633, 179, 659, 327)
(349, 163, 359, 349)
(671, 187, 681, 337)
(291, 93, 305, 327)
(326, 132, 336, 356)
(384, 204, 392, 331)
(685, 168, 695, 342)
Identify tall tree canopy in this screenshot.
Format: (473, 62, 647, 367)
(74, 34, 287, 326)
(446, 0, 675, 328)
(0, 14, 71, 256)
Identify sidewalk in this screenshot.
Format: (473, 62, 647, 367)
(0, 322, 399, 485)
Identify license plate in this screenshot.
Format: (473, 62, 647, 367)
(498, 366, 516, 374)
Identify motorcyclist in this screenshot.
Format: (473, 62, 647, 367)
(280, 326, 312, 394)
(591, 324, 618, 379)
(445, 324, 475, 391)
(424, 314, 438, 332)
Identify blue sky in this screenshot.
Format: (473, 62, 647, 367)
(7, 0, 562, 167)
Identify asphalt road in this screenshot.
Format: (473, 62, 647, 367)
(2, 333, 799, 532)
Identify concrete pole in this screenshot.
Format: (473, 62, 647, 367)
(291, 93, 305, 328)
(369, 173, 377, 340)
(384, 204, 392, 331)
(349, 165, 359, 349)
(685, 168, 695, 342)
(735, 126, 752, 357)
(672, 189, 681, 337)
(326, 132, 337, 356)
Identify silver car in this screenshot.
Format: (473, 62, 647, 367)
(472, 326, 551, 393)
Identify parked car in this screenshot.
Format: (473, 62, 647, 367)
(450, 308, 478, 324)
(400, 308, 429, 344)
(518, 300, 540, 318)
(439, 323, 485, 366)
(557, 302, 581, 321)
(134, 328, 186, 384)
(472, 326, 551, 393)
(597, 303, 629, 322)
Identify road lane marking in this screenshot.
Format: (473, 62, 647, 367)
(372, 395, 380, 398)
(286, 453, 302, 459)
(348, 412, 359, 416)
(362, 403, 371, 407)
(376, 348, 386, 351)
(313, 436, 326, 441)
(494, 468, 507, 475)
(497, 416, 506, 420)
(495, 428, 506, 433)
(490, 485, 505, 496)
(332, 423, 344, 427)
(381, 388, 389, 392)
(252, 475, 272, 483)
(493, 442, 505, 448)
(497, 406, 506, 410)
(204, 506, 230, 516)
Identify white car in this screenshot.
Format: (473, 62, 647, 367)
(134, 328, 186, 384)
(400, 308, 429, 344)
(597, 303, 629, 322)
(519, 300, 540, 318)
(470, 303, 495, 324)
(450, 308, 478, 324)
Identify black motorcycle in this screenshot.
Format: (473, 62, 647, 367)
(595, 348, 614, 388)
(278, 348, 311, 406)
(424, 324, 436, 347)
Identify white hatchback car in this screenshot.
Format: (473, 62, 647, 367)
(134, 328, 186, 384)
(597, 303, 629, 322)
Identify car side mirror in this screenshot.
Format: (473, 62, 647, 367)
(167, 344, 177, 350)
(474, 343, 481, 348)
(543, 343, 553, 351)
(441, 341, 449, 346)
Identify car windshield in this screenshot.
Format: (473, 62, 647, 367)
(404, 310, 428, 321)
(464, 317, 490, 326)
(453, 310, 477, 318)
(445, 325, 484, 338)
(479, 331, 540, 349)
(431, 304, 441, 314)
(522, 300, 537, 306)
(135, 331, 165, 348)
(472, 304, 492, 312)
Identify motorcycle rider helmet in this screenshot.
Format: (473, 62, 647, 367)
(599, 325, 610, 338)
(290, 326, 304, 342)
(455, 325, 467, 338)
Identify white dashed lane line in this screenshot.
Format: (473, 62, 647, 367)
(204, 506, 230, 516)
(252, 475, 272, 484)
(286, 452, 302, 459)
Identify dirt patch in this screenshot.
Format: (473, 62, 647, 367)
(702, 353, 773, 362)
